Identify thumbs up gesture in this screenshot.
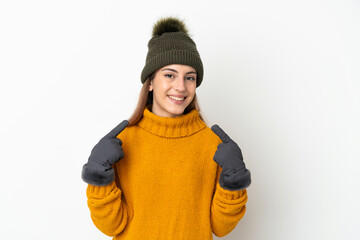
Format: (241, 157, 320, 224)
(82, 120, 129, 186)
(211, 124, 251, 191)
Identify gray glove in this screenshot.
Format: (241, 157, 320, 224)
(81, 120, 129, 186)
(211, 124, 251, 191)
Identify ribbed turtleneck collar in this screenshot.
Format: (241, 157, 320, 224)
(137, 106, 207, 138)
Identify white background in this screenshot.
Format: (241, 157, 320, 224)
(1, 0, 359, 239)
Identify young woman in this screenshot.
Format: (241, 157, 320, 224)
(81, 17, 251, 239)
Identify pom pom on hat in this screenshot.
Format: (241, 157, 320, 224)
(152, 17, 188, 36)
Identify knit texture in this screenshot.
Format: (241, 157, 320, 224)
(141, 31, 204, 88)
(86, 106, 248, 239)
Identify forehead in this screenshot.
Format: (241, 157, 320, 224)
(160, 64, 196, 73)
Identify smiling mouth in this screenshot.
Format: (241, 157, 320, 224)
(168, 95, 186, 101)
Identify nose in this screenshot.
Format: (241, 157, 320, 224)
(174, 77, 186, 92)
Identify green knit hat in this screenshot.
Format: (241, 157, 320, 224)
(141, 17, 204, 88)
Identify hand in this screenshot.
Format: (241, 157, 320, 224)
(81, 120, 129, 186)
(211, 124, 251, 191)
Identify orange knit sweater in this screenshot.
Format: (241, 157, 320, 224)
(86, 106, 248, 239)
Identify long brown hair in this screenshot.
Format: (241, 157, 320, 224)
(127, 72, 206, 127)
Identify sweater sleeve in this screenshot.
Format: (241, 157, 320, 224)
(86, 176, 130, 237)
(210, 165, 248, 237)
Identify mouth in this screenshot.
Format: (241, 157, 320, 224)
(167, 95, 187, 104)
(168, 95, 186, 101)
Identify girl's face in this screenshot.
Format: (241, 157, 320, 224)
(149, 64, 197, 118)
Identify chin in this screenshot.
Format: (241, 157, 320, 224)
(166, 105, 187, 116)
(168, 108, 185, 116)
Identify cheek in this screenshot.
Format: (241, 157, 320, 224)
(153, 83, 169, 97)
(187, 91, 196, 102)
(159, 82, 171, 94)
(187, 84, 196, 96)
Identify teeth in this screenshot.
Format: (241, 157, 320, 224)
(169, 95, 184, 101)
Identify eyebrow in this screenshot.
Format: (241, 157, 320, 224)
(161, 68, 197, 75)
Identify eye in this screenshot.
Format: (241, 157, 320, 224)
(165, 74, 174, 78)
(186, 76, 196, 81)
